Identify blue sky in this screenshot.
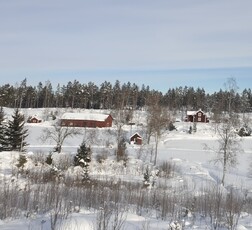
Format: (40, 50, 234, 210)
(0, 0, 251, 93)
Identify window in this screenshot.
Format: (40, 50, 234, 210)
(198, 117, 201, 121)
(198, 112, 202, 117)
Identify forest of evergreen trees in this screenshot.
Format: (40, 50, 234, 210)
(0, 78, 252, 114)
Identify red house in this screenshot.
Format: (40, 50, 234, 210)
(61, 112, 113, 128)
(130, 132, 142, 145)
(27, 115, 42, 123)
(185, 109, 209, 123)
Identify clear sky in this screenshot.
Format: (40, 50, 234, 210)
(0, 0, 251, 93)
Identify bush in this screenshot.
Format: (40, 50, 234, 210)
(52, 153, 73, 171)
(158, 161, 176, 178)
(96, 150, 109, 163)
(45, 153, 53, 165)
(168, 122, 176, 131)
(238, 126, 251, 137)
(116, 138, 128, 164)
(188, 126, 192, 134)
(30, 151, 47, 165)
(16, 154, 27, 169)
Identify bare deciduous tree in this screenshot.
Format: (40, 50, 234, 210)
(146, 94, 171, 165)
(41, 120, 81, 153)
(202, 185, 224, 230)
(111, 109, 132, 160)
(206, 78, 243, 186)
(224, 77, 239, 115)
(205, 116, 242, 186)
(224, 187, 245, 230)
(216, 119, 242, 185)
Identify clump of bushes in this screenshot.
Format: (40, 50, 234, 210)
(237, 126, 251, 137)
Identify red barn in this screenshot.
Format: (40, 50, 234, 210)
(61, 112, 113, 128)
(185, 109, 209, 123)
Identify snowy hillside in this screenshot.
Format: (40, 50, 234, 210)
(1, 108, 252, 229)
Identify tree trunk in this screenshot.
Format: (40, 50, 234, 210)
(154, 133, 159, 166)
(221, 152, 227, 185)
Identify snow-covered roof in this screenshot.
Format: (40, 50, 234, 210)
(187, 111, 197, 116)
(30, 115, 42, 120)
(130, 132, 142, 139)
(61, 112, 110, 121)
(187, 109, 205, 116)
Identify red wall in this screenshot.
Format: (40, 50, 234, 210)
(61, 115, 113, 128)
(187, 111, 209, 123)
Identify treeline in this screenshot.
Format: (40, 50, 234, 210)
(0, 78, 252, 113)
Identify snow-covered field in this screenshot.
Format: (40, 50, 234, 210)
(1, 108, 252, 229)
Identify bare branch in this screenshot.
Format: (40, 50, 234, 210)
(41, 120, 81, 153)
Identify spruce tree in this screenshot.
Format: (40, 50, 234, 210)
(0, 107, 7, 151)
(74, 141, 91, 166)
(6, 108, 29, 151)
(74, 141, 91, 181)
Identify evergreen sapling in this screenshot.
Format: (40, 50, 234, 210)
(74, 141, 91, 182)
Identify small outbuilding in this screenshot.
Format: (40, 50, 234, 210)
(61, 112, 113, 128)
(130, 132, 142, 145)
(27, 115, 42, 123)
(185, 109, 209, 123)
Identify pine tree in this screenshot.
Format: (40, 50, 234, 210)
(0, 107, 7, 151)
(6, 108, 29, 151)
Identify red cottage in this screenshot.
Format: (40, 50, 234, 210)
(185, 109, 209, 123)
(27, 116, 42, 123)
(61, 112, 113, 128)
(130, 132, 142, 145)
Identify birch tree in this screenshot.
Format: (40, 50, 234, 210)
(146, 93, 171, 165)
(215, 118, 242, 185)
(207, 78, 242, 185)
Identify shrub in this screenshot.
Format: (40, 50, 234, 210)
(45, 153, 53, 165)
(158, 161, 176, 178)
(168, 122, 176, 131)
(16, 153, 27, 169)
(30, 151, 47, 165)
(237, 126, 251, 137)
(116, 138, 127, 163)
(96, 150, 109, 164)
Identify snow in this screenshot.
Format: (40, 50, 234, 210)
(61, 112, 110, 121)
(186, 109, 207, 116)
(1, 107, 252, 229)
(187, 110, 198, 116)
